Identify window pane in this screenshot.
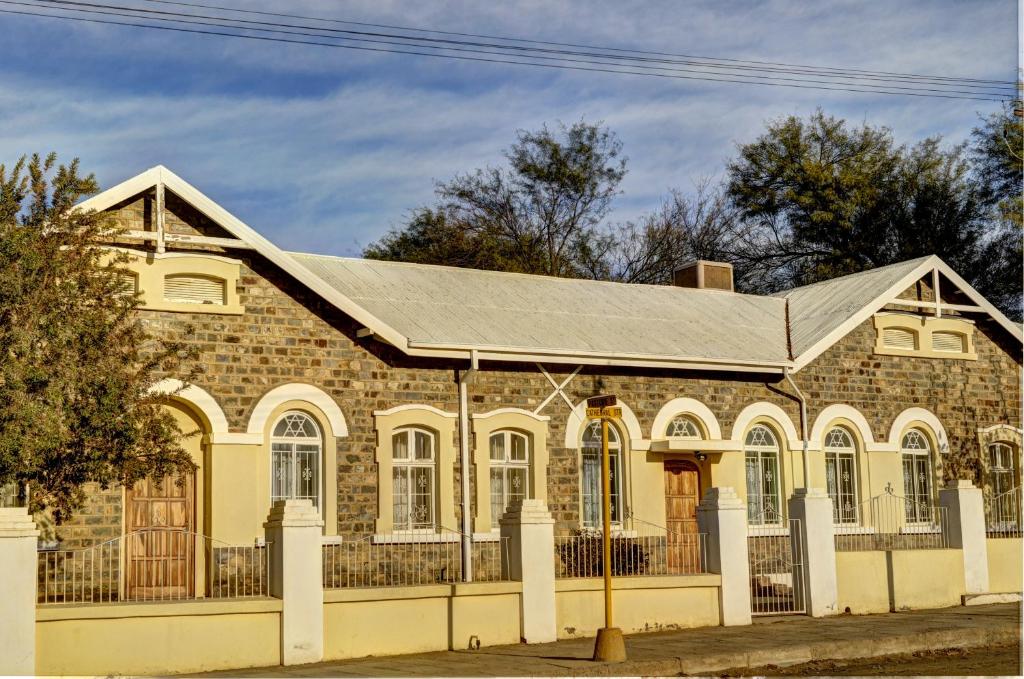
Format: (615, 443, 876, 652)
(393, 467, 409, 529)
(582, 451, 600, 528)
(836, 453, 857, 524)
(609, 450, 621, 522)
(761, 452, 780, 522)
(414, 431, 433, 460)
(410, 467, 433, 528)
(393, 432, 409, 460)
(271, 443, 291, 503)
(489, 433, 505, 461)
(745, 451, 761, 524)
(825, 453, 839, 523)
(490, 468, 504, 528)
(295, 444, 320, 508)
(508, 466, 528, 505)
(510, 434, 528, 461)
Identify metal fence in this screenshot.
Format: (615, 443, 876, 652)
(322, 527, 510, 589)
(553, 519, 707, 579)
(37, 529, 270, 604)
(834, 489, 949, 551)
(986, 486, 1021, 538)
(748, 517, 806, 616)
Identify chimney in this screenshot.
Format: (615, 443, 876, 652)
(673, 260, 734, 292)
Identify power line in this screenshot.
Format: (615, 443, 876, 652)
(133, 0, 1017, 88)
(0, 3, 1012, 102)
(18, 0, 1016, 98)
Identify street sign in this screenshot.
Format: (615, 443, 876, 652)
(586, 395, 617, 409)
(586, 406, 622, 418)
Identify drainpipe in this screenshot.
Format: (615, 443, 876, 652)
(458, 350, 479, 582)
(783, 367, 810, 490)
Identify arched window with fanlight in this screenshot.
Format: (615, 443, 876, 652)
(901, 429, 933, 523)
(824, 427, 859, 525)
(271, 411, 322, 512)
(581, 420, 623, 528)
(665, 414, 702, 439)
(489, 430, 530, 527)
(744, 424, 782, 525)
(392, 427, 436, 530)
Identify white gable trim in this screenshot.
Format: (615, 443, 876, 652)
(792, 257, 1022, 372)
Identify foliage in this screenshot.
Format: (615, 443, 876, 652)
(557, 529, 649, 577)
(0, 153, 199, 522)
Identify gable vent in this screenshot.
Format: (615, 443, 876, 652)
(164, 274, 225, 305)
(932, 331, 965, 353)
(882, 327, 916, 350)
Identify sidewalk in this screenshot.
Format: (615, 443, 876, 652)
(195, 603, 1021, 677)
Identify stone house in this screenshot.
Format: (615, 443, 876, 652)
(48, 165, 1021, 585)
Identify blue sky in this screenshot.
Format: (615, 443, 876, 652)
(0, 0, 1017, 256)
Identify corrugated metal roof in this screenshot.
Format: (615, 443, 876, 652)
(777, 257, 932, 357)
(289, 253, 792, 366)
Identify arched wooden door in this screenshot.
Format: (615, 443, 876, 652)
(125, 470, 196, 600)
(664, 460, 700, 573)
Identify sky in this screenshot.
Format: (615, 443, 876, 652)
(0, 0, 1018, 257)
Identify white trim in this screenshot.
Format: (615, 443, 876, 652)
(471, 407, 550, 422)
(808, 404, 880, 452)
(148, 379, 229, 434)
(730, 402, 801, 450)
(978, 424, 1024, 435)
(650, 397, 723, 440)
(371, 531, 460, 544)
(564, 398, 645, 450)
(887, 407, 950, 456)
(373, 404, 458, 419)
(107, 246, 243, 266)
(247, 383, 348, 436)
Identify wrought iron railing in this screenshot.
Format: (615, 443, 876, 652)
(322, 526, 510, 589)
(553, 517, 707, 579)
(37, 529, 270, 604)
(834, 488, 949, 551)
(986, 486, 1021, 538)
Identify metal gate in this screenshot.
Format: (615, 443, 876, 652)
(747, 518, 806, 616)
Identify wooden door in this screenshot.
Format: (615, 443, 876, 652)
(664, 461, 700, 573)
(125, 471, 195, 600)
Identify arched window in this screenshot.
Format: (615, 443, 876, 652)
(901, 429, 933, 523)
(744, 425, 782, 525)
(581, 420, 623, 528)
(824, 427, 859, 525)
(271, 412, 322, 512)
(489, 430, 530, 527)
(665, 414, 702, 439)
(392, 427, 436, 530)
(989, 442, 1018, 497)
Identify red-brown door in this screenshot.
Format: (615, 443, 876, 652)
(125, 471, 195, 600)
(664, 460, 700, 573)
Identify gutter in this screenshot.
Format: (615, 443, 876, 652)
(457, 350, 479, 582)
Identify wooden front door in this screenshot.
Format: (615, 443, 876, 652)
(125, 471, 195, 600)
(664, 460, 701, 573)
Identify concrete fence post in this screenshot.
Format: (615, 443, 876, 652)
(697, 487, 751, 626)
(0, 506, 40, 675)
(264, 499, 324, 666)
(500, 499, 557, 643)
(939, 480, 989, 594)
(787, 488, 838, 617)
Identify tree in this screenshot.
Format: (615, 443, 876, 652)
(366, 121, 627, 277)
(0, 153, 198, 522)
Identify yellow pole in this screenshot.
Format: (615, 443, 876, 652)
(601, 417, 612, 629)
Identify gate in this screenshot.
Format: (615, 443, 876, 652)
(747, 518, 806, 616)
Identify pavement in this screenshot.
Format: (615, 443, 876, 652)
(193, 603, 1021, 677)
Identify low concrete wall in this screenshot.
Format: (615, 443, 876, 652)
(987, 538, 1023, 594)
(36, 598, 282, 676)
(888, 549, 965, 611)
(836, 551, 890, 614)
(554, 574, 721, 639)
(322, 581, 522, 661)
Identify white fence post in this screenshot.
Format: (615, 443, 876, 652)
(264, 499, 324, 666)
(0, 507, 39, 675)
(697, 487, 751, 626)
(500, 499, 556, 643)
(939, 480, 989, 594)
(787, 488, 838, 617)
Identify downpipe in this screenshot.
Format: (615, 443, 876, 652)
(783, 367, 810, 490)
(458, 350, 479, 582)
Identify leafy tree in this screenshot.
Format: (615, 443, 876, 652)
(0, 153, 198, 522)
(366, 121, 627, 277)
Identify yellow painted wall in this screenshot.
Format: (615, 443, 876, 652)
(889, 549, 964, 611)
(208, 442, 262, 544)
(987, 538, 1023, 594)
(835, 551, 890, 614)
(36, 599, 281, 676)
(554, 575, 720, 639)
(449, 583, 521, 650)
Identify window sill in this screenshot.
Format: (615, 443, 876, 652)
(748, 526, 788, 536)
(833, 525, 874, 535)
(900, 525, 942, 535)
(371, 532, 459, 544)
(474, 531, 502, 542)
(321, 535, 344, 545)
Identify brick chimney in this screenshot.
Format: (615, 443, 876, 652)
(673, 260, 734, 292)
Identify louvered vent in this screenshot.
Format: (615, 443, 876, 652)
(164, 275, 225, 305)
(114, 273, 137, 296)
(931, 331, 965, 353)
(882, 327, 916, 350)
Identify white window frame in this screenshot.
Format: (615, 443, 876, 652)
(581, 420, 624, 529)
(392, 427, 437, 531)
(824, 427, 860, 526)
(270, 411, 323, 515)
(745, 424, 783, 526)
(488, 430, 531, 528)
(988, 442, 1018, 497)
(901, 429, 934, 525)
